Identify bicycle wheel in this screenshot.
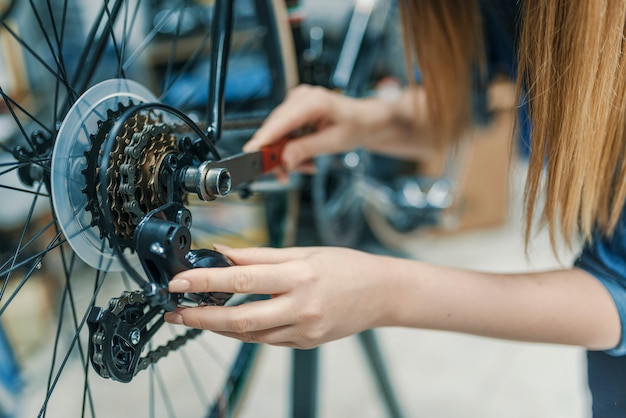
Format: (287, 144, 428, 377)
(0, 0, 297, 416)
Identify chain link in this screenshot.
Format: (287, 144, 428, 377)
(91, 290, 204, 379)
(136, 328, 204, 373)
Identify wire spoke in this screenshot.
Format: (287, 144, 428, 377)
(0, 86, 54, 137)
(154, 365, 177, 418)
(0, 157, 50, 168)
(0, 179, 49, 310)
(47, 203, 98, 417)
(47, 0, 71, 122)
(0, 20, 78, 98)
(0, 183, 49, 196)
(0, 161, 28, 176)
(177, 338, 210, 405)
(159, 29, 212, 100)
(55, 248, 97, 418)
(0, 158, 50, 177)
(39, 271, 108, 416)
(45, 0, 71, 77)
(27, 0, 73, 97)
(102, 0, 126, 79)
(117, 0, 130, 78)
(160, 1, 188, 96)
(70, 0, 124, 95)
(0, 88, 36, 148)
(0, 235, 66, 315)
(122, 6, 178, 72)
(3, 179, 45, 286)
(0, 231, 65, 285)
(0, 215, 57, 274)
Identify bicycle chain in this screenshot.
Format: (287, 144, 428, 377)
(89, 290, 203, 381)
(105, 111, 183, 245)
(135, 328, 203, 374)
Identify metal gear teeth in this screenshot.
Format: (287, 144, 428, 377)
(81, 101, 135, 244)
(81, 102, 184, 249)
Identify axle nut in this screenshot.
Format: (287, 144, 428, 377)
(204, 167, 231, 198)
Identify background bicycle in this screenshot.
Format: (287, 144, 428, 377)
(291, 0, 476, 252)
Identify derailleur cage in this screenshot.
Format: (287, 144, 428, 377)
(87, 202, 234, 382)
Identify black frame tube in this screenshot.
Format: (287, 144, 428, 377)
(206, 0, 234, 143)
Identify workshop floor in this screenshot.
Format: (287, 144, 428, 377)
(14, 157, 589, 418)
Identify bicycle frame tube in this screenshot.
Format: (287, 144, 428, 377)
(66, 0, 234, 134)
(206, 0, 234, 143)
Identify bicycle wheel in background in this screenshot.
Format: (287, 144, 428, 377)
(0, 0, 297, 416)
(305, 0, 401, 248)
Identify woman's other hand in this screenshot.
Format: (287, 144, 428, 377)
(243, 84, 431, 175)
(163, 245, 395, 349)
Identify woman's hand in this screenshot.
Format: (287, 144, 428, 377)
(243, 84, 431, 175)
(163, 244, 622, 351)
(245, 84, 390, 171)
(163, 245, 395, 349)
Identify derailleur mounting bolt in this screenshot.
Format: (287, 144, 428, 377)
(176, 208, 192, 228)
(149, 242, 166, 257)
(129, 329, 141, 345)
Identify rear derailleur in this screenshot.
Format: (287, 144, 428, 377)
(87, 202, 233, 383)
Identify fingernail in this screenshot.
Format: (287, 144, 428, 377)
(169, 279, 190, 292)
(164, 312, 183, 325)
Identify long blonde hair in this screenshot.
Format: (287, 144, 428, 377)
(401, 0, 626, 249)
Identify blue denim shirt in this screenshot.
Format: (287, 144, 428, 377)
(575, 217, 626, 356)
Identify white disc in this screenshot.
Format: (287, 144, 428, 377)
(51, 79, 158, 272)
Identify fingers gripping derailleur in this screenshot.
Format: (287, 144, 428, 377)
(84, 103, 284, 382)
(83, 102, 277, 381)
(87, 203, 233, 383)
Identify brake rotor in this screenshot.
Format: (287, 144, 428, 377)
(51, 79, 158, 272)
